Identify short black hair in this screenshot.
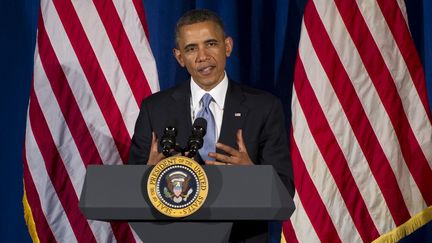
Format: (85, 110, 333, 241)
(175, 9, 226, 47)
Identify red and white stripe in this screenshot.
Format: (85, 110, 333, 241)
(23, 0, 158, 242)
(284, 0, 432, 242)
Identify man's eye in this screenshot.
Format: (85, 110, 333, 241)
(185, 47, 196, 52)
(208, 42, 217, 47)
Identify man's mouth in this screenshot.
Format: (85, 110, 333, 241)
(198, 65, 215, 75)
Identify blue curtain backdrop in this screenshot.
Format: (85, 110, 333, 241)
(0, 0, 430, 242)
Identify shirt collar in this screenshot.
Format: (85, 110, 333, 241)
(190, 72, 228, 110)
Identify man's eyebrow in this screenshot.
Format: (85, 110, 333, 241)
(183, 43, 197, 50)
(182, 38, 220, 51)
(204, 38, 218, 43)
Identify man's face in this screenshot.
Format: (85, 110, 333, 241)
(174, 21, 233, 91)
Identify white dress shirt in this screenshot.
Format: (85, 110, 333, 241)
(190, 72, 228, 141)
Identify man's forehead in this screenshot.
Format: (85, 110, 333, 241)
(178, 21, 224, 39)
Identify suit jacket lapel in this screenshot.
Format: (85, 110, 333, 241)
(170, 81, 192, 146)
(218, 81, 248, 151)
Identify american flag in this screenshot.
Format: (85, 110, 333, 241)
(22, 0, 158, 242)
(283, 0, 432, 242)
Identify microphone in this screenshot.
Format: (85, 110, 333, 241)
(187, 118, 207, 158)
(159, 125, 177, 157)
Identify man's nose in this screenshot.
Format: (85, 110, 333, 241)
(196, 47, 209, 62)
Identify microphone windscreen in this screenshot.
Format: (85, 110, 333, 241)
(193, 117, 207, 132)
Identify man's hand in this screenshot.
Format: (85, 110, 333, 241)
(206, 129, 254, 165)
(147, 132, 165, 165)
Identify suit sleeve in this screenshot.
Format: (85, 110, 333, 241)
(128, 101, 152, 164)
(258, 98, 295, 197)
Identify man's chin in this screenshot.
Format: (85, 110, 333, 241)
(193, 78, 221, 91)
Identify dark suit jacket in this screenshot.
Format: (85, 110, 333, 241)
(128, 80, 294, 242)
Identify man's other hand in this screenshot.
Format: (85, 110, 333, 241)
(206, 129, 253, 165)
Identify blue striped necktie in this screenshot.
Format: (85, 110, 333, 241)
(196, 93, 216, 162)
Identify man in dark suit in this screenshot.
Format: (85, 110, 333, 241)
(128, 9, 294, 243)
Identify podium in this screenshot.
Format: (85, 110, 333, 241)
(79, 165, 295, 243)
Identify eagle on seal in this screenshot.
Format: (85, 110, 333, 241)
(163, 171, 193, 203)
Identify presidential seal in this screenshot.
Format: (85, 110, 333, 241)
(146, 156, 208, 218)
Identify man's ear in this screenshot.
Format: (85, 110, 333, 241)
(225, 37, 233, 57)
(173, 48, 185, 67)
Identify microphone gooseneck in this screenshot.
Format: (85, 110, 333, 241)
(159, 126, 177, 157)
(187, 118, 207, 158)
(159, 118, 207, 158)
